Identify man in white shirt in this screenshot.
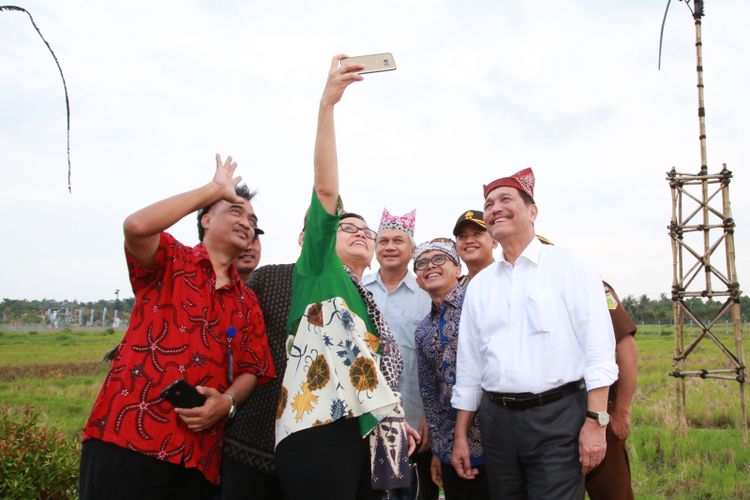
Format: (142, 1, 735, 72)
(450, 168, 618, 499)
(363, 208, 435, 500)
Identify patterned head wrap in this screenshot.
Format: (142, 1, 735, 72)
(378, 208, 416, 237)
(483, 167, 535, 201)
(414, 238, 460, 267)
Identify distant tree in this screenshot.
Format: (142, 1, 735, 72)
(622, 295, 638, 320)
(20, 311, 43, 324)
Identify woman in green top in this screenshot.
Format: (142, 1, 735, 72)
(275, 55, 417, 500)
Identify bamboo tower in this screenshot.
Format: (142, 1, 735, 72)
(666, 0, 746, 443)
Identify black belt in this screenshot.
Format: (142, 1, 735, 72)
(484, 379, 585, 411)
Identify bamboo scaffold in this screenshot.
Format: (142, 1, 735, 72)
(663, 0, 746, 444)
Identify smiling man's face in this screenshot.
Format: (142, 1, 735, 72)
(375, 228, 413, 274)
(455, 226, 495, 268)
(201, 198, 257, 254)
(483, 186, 537, 244)
(415, 250, 461, 299)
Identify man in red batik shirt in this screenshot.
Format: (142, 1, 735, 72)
(79, 154, 275, 500)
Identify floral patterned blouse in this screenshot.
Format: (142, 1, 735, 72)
(276, 191, 401, 445)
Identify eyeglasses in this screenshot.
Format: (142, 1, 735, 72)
(415, 253, 453, 271)
(338, 222, 377, 240)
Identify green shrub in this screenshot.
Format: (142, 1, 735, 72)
(28, 330, 38, 335)
(54, 334, 74, 346)
(0, 405, 79, 499)
(105, 328, 115, 335)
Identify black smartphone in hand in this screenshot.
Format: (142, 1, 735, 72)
(160, 379, 206, 408)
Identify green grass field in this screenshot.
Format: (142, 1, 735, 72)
(0, 329, 117, 432)
(626, 326, 750, 499)
(1, 326, 749, 498)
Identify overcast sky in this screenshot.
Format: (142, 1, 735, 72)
(1, 0, 748, 302)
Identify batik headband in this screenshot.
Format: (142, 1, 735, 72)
(378, 208, 416, 237)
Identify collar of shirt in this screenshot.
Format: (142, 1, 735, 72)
(192, 242, 242, 288)
(362, 269, 420, 294)
(430, 284, 464, 316)
(192, 241, 211, 263)
(496, 235, 542, 270)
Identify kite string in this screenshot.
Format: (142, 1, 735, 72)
(1, 5, 72, 192)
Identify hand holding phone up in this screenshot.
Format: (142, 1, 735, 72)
(340, 52, 397, 74)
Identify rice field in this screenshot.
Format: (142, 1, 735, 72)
(1, 326, 748, 498)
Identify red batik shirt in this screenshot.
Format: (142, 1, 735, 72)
(83, 232, 275, 484)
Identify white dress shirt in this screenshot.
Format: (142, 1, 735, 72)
(364, 270, 432, 428)
(451, 237, 618, 412)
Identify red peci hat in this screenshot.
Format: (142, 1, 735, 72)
(483, 167, 535, 201)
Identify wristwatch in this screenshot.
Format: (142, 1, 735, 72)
(586, 410, 610, 426)
(223, 392, 236, 419)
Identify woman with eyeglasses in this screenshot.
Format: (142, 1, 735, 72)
(274, 55, 418, 500)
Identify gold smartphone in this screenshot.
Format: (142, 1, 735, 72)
(340, 52, 397, 74)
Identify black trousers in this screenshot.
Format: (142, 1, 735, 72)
(219, 454, 282, 500)
(413, 450, 439, 500)
(80, 439, 216, 500)
(441, 462, 490, 500)
(275, 418, 380, 500)
(479, 389, 587, 500)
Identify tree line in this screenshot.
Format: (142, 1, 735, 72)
(1, 294, 748, 326)
(621, 294, 750, 325)
(1, 297, 135, 326)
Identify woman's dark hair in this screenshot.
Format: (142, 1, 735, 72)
(338, 211, 366, 224)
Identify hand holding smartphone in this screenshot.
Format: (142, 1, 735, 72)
(340, 52, 397, 74)
(160, 379, 206, 408)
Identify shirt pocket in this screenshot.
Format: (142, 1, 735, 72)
(526, 292, 557, 335)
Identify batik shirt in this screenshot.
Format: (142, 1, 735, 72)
(416, 284, 483, 465)
(83, 232, 275, 484)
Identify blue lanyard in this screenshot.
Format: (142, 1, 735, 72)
(226, 326, 237, 384)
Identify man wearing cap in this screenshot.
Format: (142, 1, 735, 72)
(452, 210, 497, 288)
(413, 239, 489, 500)
(235, 230, 263, 282)
(451, 168, 618, 498)
(363, 208, 435, 500)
